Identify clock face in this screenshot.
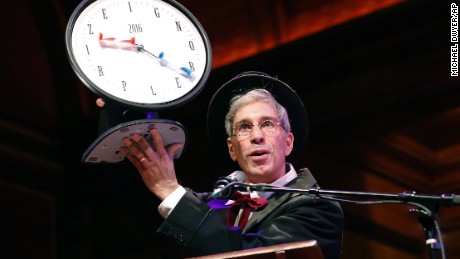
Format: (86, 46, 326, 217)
(66, 0, 211, 109)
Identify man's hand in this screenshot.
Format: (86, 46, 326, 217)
(120, 128, 183, 200)
(96, 98, 106, 108)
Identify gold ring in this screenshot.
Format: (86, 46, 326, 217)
(139, 157, 146, 162)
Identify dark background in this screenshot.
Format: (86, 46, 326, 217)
(1, 0, 460, 258)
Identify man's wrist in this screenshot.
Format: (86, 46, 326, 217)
(158, 185, 186, 218)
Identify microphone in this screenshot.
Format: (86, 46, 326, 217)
(211, 171, 246, 199)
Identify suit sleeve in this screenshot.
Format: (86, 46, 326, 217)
(157, 191, 344, 259)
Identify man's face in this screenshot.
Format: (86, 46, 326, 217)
(227, 101, 294, 184)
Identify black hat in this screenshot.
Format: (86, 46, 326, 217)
(207, 71, 309, 168)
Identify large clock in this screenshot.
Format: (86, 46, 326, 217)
(65, 0, 211, 163)
(65, 0, 212, 110)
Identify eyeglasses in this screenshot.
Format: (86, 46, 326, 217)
(232, 119, 283, 139)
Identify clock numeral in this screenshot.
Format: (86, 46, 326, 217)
(188, 62, 195, 72)
(128, 2, 132, 12)
(122, 81, 127, 91)
(175, 21, 182, 32)
(129, 24, 143, 33)
(87, 24, 94, 35)
(97, 66, 104, 76)
(175, 77, 181, 88)
(150, 86, 156, 95)
(189, 41, 195, 50)
(154, 8, 160, 18)
(102, 8, 108, 19)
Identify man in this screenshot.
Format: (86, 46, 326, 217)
(120, 72, 344, 258)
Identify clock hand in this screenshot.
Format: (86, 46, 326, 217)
(136, 45, 195, 81)
(98, 33, 194, 80)
(99, 33, 138, 51)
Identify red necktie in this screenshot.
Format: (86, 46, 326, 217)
(227, 192, 268, 229)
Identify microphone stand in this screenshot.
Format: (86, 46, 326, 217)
(219, 183, 460, 259)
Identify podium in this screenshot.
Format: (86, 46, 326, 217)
(189, 240, 324, 259)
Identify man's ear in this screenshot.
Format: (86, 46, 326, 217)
(227, 138, 237, 161)
(285, 132, 294, 156)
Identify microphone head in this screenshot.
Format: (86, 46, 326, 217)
(228, 170, 246, 183)
(211, 171, 246, 199)
(213, 171, 245, 189)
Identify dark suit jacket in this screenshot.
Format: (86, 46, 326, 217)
(158, 169, 344, 259)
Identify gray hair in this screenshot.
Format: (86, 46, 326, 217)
(224, 89, 291, 137)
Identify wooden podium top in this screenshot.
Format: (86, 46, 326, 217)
(188, 240, 324, 259)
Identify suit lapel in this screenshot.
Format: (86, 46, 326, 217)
(242, 191, 292, 233)
(241, 169, 318, 233)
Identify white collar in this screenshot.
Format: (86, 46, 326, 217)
(255, 163, 297, 200)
